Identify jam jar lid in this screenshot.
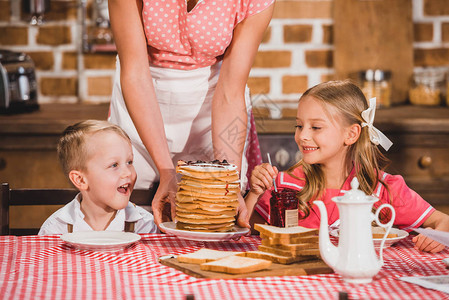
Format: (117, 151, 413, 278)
(359, 69, 392, 82)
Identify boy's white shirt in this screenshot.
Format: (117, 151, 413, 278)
(38, 193, 158, 235)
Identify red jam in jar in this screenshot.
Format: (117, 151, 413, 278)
(270, 188, 299, 227)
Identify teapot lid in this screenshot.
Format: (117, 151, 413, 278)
(340, 177, 370, 202)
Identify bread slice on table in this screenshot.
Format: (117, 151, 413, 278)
(200, 255, 272, 274)
(258, 245, 321, 258)
(239, 251, 317, 265)
(254, 224, 318, 241)
(251, 224, 321, 264)
(260, 233, 319, 245)
(260, 237, 317, 249)
(177, 248, 243, 264)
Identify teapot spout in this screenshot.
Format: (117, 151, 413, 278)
(315, 200, 339, 269)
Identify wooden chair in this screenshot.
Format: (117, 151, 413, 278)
(0, 182, 156, 236)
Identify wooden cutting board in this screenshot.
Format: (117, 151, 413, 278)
(334, 0, 414, 104)
(159, 257, 333, 279)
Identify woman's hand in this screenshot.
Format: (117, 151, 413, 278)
(250, 163, 278, 196)
(236, 193, 250, 229)
(151, 169, 177, 232)
(412, 232, 446, 253)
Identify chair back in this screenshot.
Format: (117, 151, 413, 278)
(0, 183, 155, 236)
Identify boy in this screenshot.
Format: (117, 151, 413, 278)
(39, 120, 158, 235)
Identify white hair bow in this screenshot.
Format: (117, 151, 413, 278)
(361, 98, 393, 151)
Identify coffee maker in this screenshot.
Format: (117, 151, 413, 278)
(0, 50, 39, 114)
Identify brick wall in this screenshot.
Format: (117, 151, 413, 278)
(1, 0, 448, 114)
(0, 0, 115, 104)
(413, 0, 449, 67)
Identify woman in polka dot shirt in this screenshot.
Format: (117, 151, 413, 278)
(108, 0, 275, 231)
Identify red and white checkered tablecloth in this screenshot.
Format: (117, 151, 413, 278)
(1, 234, 449, 300)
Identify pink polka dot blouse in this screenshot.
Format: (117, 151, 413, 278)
(141, 0, 275, 70)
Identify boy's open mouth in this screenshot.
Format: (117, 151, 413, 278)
(118, 183, 131, 194)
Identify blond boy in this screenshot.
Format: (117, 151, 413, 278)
(39, 120, 158, 235)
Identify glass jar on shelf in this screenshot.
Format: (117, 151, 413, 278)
(359, 69, 392, 108)
(91, 19, 113, 45)
(409, 68, 445, 106)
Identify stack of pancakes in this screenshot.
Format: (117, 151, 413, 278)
(175, 160, 240, 232)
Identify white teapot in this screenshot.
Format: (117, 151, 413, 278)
(315, 177, 395, 283)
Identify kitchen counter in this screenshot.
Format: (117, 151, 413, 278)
(1, 103, 449, 134)
(1, 105, 109, 132)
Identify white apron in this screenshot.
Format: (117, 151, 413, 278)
(109, 58, 251, 190)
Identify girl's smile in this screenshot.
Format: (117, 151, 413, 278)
(301, 146, 319, 153)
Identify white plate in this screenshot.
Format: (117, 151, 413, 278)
(61, 231, 141, 252)
(330, 227, 409, 249)
(160, 222, 249, 242)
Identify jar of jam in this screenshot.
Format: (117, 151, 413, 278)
(270, 188, 299, 228)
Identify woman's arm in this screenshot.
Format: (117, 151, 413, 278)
(109, 0, 177, 228)
(212, 5, 274, 169)
(212, 4, 274, 228)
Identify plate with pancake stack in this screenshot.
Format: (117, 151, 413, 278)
(160, 160, 249, 241)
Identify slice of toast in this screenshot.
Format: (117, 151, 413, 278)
(177, 248, 242, 264)
(200, 255, 272, 274)
(260, 233, 319, 245)
(239, 251, 317, 265)
(254, 224, 318, 240)
(258, 245, 321, 258)
(261, 238, 318, 251)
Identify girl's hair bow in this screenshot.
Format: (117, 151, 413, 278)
(361, 98, 393, 151)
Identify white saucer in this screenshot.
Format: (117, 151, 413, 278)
(160, 222, 249, 242)
(61, 231, 141, 252)
(330, 227, 408, 249)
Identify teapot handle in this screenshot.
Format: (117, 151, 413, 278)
(374, 204, 396, 265)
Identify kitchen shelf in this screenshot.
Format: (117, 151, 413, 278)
(88, 44, 116, 53)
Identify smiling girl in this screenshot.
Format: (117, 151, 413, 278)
(245, 80, 449, 253)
